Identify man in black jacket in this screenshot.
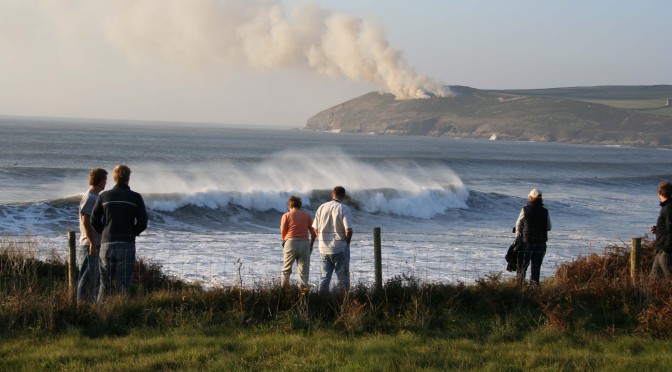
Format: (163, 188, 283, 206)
(92, 164, 148, 300)
(514, 188, 552, 285)
(649, 181, 672, 279)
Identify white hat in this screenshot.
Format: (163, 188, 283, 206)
(528, 188, 542, 198)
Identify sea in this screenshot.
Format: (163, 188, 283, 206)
(0, 116, 669, 287)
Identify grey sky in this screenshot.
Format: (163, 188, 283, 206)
(0, 0, 669, 126)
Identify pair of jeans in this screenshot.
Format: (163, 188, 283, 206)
(319, 244, 350, 294)
(649, 250, 672, 279)
(76, 244, 100, 303)
(281, 239, 311, 288)
(516, 243, 546, 285)
(98, 242, 136, 301)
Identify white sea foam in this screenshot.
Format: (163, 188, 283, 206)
(354, 187, 468, 219)
(137, 148, 468, 219)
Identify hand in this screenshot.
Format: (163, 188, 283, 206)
(88, 242, 97, 256)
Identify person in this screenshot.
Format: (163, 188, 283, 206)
(91, 164, 148, 300)
(649, 181, 672, 279)
(514, 188, 551, 285)
(312, 186, 353, 294)
(76, 168, 107, 302)
(280, 196, 317, 289)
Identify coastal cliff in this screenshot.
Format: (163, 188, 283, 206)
(306, 85, 672, 147)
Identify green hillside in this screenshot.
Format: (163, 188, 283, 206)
(496, 85, 672, 117)
(495, 85, 672, 100)
(305, 85, 672, 147)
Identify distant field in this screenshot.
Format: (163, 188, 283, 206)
(578, 99, 666, 109)
(495, 85, 672, 100)
(643, 107, 672, 117)
(577, 99, 672, 117)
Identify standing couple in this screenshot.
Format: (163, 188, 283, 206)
(280, 186, 353, 294)
(77, 165, 148, 303)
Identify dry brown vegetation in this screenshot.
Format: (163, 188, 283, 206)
(2, 236, 672, 337)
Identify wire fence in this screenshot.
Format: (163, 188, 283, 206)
(1, 230, 631, 289)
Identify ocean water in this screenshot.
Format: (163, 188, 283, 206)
(0, 116, 669, 287)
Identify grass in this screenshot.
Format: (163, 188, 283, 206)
(3, 327, 672, 370)
(577, 99, 672, 117)
(3, 235, 672, 369)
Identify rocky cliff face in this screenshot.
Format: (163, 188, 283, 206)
(305, 86, 672, 147)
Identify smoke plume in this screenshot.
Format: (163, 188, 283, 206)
(97, 0, 449, 99)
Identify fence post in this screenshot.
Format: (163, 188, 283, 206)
(68, 231, 77, 302)
(373, 227, 382, 292)
(630, 237, 642, 284)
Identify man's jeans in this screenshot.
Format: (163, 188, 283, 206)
(650, 250, 672, 279)
(76, 244, 99, 303)
(98, 242, 136, 301)
(319, 245, 350, 294)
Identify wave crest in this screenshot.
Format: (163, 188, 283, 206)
(146, 185, 468, 220)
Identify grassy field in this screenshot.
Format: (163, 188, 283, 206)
(577, 99, 672, 117)
(3, 237, 672, 370)
(495, 85, 672, 100)
(3, 326, 672, 370)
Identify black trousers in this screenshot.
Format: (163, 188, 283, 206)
(516, 243, 546, 284)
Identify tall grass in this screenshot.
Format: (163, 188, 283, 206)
(2, 235, 672, 337)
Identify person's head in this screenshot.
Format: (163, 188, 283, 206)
(332, 186, 346, 200)
(89, 168, 108, 188)
(528, 188, 542, 203)
(659, 181, 671, 200)
(113, 164, 131, 185)
(287, 195, 302, 210)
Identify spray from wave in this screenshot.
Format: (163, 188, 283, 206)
(131, 148, 468, 219)
(33, 0, 449, 99)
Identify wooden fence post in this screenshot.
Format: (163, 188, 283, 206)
(68, 231, 77, 302)
(373, 227, 382, 292)
(630, 237, 642, 284)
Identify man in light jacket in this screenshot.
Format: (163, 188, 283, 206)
(312, 186, 353, 294)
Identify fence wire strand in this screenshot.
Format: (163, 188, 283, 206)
(1, 231, 628, 288)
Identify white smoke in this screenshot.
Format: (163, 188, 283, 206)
(43, 0, 449, 99)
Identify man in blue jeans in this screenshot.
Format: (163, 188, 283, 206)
(91, 164, 148, 300)
(77, 168, 107, 302)
(312, 186, 353, 294)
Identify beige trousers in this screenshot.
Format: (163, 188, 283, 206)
(281, 238, 311, 288)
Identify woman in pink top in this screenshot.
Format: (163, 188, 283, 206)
(280, 196, 317, 289)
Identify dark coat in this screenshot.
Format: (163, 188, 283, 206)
(91, 184, 148, 243)
(505, 236, 523, 272)
(655, 199, 672, 253)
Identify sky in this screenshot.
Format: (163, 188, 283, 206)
(0, 0, 670, 127)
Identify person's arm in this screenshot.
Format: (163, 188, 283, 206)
(665, 205, 672, 250)
(311, 206, 320, 234)
(345, 228, 353, 245)
(91, 198, 104, 234)
(342, 206, 353, 245)
(280, 213, 289, 241)
(80, 213, 97, 255)
(547, 213, 552, 231)
(134, 195, 148, 236)
(309, 225, 317, 253)
(514, 208, 525, 237)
